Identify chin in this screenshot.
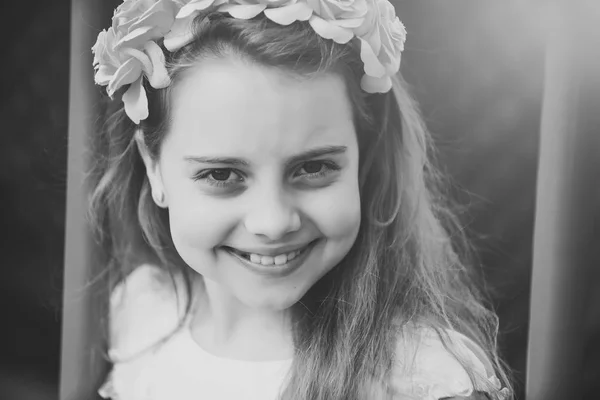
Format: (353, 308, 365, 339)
(239, 285, 308, 311)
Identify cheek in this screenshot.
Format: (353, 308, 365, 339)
(305, 177, 361, 245)
(166, 198, 238, 278)
(169, 204, 229, 250)
(161, 174, 236, 256)
(169, 195, 238, 249)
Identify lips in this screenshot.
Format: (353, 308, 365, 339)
(222, 240, 318, 278)
(223, 242, 313, 267)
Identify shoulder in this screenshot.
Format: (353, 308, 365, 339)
(100, 265, 190, 399)
(108, 264, 189, 362)
(389, 325, 506, 400)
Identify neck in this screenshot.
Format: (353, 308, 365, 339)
(190, 277, 294, 362)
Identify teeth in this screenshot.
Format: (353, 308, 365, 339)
(236, 247, 305, 266)
(274, 254, 287, 265)
(261, 256, 274, 265)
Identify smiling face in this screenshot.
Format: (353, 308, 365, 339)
(139, 56, 361, 310)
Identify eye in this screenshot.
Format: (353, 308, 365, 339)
(302, 161, 325, 174)
(294, 160, 340, 180)
(210, 169, 233, 181)
(193, 168, 244, 188)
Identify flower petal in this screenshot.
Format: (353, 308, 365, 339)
(130, 0, 178, 32)
(122, 76, 149, 124)
(218, 4, 267, 20)
(95, 65, 117, 86)
(163, 15, 196, 51)
(358, 37, 385, 77)
(264, 3, 313, 25)
(331, 17, 365, 29)
(261, 0, 295, 7)
(130, 11, 176, 37)
(177, 0, 219, 18)
(91, 29, 107, 66)
(122, 48, 153, 77)
(108, 58, 143, 97)
(361, 73, 392, 94)
(308, 15, 353, 44)
(384, 51, 401, 76)
(363, 26, 382, 55)
(92, 28, 122, 69)
(143, 41, 170, 89)
(391, 17, 407, 51)
(116, 25, 154, 49)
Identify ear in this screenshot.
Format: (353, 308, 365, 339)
(135, 130, 168, 208)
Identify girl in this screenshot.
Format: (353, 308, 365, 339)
(90, 0, 512, 399)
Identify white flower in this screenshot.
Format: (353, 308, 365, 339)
(94, 0, 408, 123)
(307, 0, 368, 43)
(219, 0, 312, 29)
(92, 0, 179, 123)
(112, 0, 179, 46)
(353, 0, 406, 92)
(165, 0, 312, 51)
(164, 0, 228, 51)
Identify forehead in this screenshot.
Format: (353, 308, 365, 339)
(163, 57, 356, 157)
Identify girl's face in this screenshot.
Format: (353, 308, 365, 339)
(141, 57, 361, 310)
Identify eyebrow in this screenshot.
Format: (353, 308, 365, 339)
(184, 145, 347, 167)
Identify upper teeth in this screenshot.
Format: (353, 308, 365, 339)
(242, 249, 303, 266)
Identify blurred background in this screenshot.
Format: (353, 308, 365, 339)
(0, 0, 598, 399)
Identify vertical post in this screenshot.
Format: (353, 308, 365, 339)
(60, 1, 110, 399)
(526, 1, 600, 399)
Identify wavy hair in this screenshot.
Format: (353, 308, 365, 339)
(89, 10, 512, 400)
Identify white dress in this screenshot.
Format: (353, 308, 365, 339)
(99, 265, 507, 400)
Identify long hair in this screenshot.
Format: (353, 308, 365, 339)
(89, 11, 512, 400)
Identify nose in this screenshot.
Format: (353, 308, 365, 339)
(243, 184, 301, 241)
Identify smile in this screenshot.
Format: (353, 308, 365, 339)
(227, 246, 307, 266)
(222, 240, 319, 276)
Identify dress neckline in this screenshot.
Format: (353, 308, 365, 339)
(179, 320, 294, 367)
(182, 277, 295, 366)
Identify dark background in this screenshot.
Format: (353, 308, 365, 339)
(0, 0, 598, 399)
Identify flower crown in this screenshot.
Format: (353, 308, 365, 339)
(92, 0, 407, 124)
